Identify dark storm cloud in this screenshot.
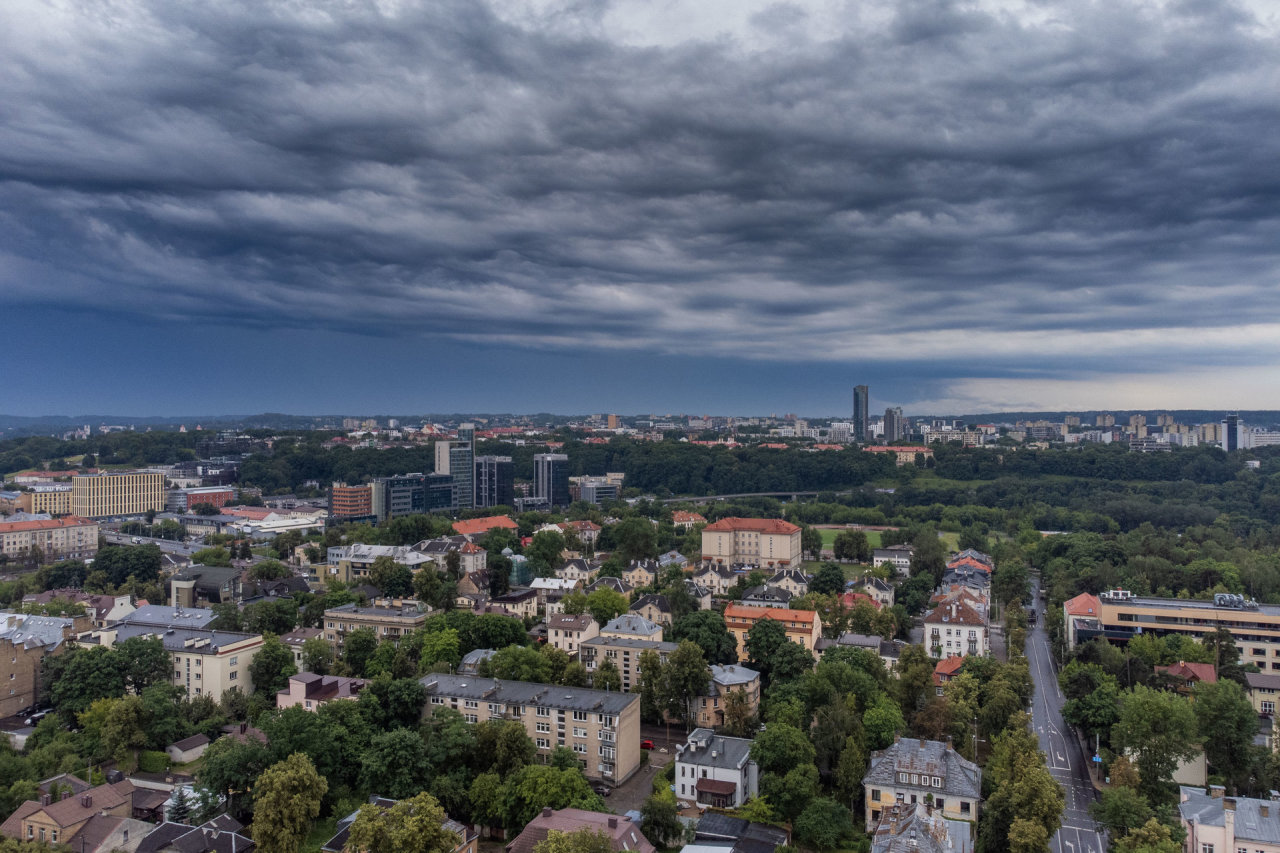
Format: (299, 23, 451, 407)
(3, 0, 1280, 389)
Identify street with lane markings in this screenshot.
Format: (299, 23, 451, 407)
(1027, 578, 1108, 853)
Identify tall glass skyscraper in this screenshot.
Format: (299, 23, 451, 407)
(534, 453, 570, 508)
(853, 385, 869, 443)
(450, 423, 475, 509)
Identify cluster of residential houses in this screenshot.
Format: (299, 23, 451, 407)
(0, 506, 1022, 853)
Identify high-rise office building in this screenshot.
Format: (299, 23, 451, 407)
(853, 385, 870, 443)
(449, 423, 475, 510)
(883, 407, 905, 443)
(534, 453, 570, 508)
(71, 472, 165, 518)
(1223, 413, 1240, 452)
(434, 441, 453, 475)
(475, 456, 515, 508)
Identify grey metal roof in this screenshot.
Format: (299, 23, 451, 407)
(1247, 672, 1280, 691)
(602, 614, 662, 637)
(1180, 787, 1280, 843)
(864, 738, 981, 801)
(581, 635, 679, 653)
(421, 673, 639, 715)
(120, 605, 216, 631)
(676, 728, 754, 771)
(710, 664, 759, 688)
(0, 613, 77, 651)
(113, 623, 259, 653)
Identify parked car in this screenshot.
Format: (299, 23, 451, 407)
(640, 739, 655, 750)
(590, 781, 612, 797)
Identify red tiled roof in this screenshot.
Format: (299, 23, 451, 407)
(840, 592, 881, 609)
(0, 516, 95, 533)
(506, 808, 654, 853)
(1063, 593, 1100, 617)
(723, 603, 817, 625)
(672, 511, 706, 524)
(453, 516, 519, 536)
(924, 599, 986, 627)
(1157, 661, 1217, 684)
(703, 517, 800, 535)
(934, 655, 966, 677)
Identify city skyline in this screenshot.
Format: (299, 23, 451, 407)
(5, 0, 1280, 414)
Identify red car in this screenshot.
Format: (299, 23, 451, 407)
(640, 739, 655, 750)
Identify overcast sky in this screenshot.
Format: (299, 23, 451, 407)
(4, 0, 1280, 417)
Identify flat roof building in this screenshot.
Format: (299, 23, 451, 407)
(421, 673, 642, 783)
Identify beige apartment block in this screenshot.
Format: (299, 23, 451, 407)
(701, 518, 802, 569)
(323, 600, 429, 650)
(0, 517, 100, 563)
(71, 473, 165, 518)
(546, 613, 599, 655)
(89, 623, 262, 699)
(422, 674, 642, 784)
(18, 486, 72, 516)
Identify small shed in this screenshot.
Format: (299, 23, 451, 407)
(166, 733, 210, 764)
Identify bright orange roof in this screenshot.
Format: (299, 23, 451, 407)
(1063, 593, 1100, 617)
(704, 517, 800, 535)
(0, 516, 95, 532)
(935, 655, 966, 676)
(453, 516, 519, 536)
(723, 603, 817, 625)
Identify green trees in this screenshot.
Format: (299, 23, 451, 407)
(792, 797, 856, 850)
(670, 610, 738, 664)
(251, 753, 328, 853)
(1111, 686, 1201, 802)
(534, 828, 617, 853)
(640, 795, 684, 848)
(745, 617, 786, 681)
(801, 527, 824, 561)
(810, 563, 846, 596)
(342, 627, 379, 677)
(585, 588, 629, 626)
(370, 556, 414, 597)
(611, 517, 659, 562)
(301, 637, 333, 675)
(593, 658, 622, 692)
(660, 641, 712, 726)
(248, 634, 297, 697)
(1192, 679, 1258, 792)
(347, 792, 462, 853)
(979, 716, 1063, 853)
(1059, 661, 1120, 741)
(359, 728, 432, 798)
(833, 531, 870, 563)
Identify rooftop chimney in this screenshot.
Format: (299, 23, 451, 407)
(1224, 798, 1236, 811)
(80, 795, 91, 808)
(1211, 785, 1226, 799)
(542, 807, 553, 818)
(608, 818, 618, 829)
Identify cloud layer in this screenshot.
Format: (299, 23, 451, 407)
(4, 0, 1280, 410)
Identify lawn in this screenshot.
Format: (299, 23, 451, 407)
(817, 529, 883, 549)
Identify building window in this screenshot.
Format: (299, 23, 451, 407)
(536, 738, 550, 749)
(537, 707, 550, 717)
(537, 722, 551, 733)
(871, 789, 881, 802)
(961, 802, 971, 816)
(230, 671, 238, 680)
(573, 710, 588, 721)
(1264, 702, 1275, 715)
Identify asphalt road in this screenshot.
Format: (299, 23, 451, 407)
(103, 531, 202, 556)
(1027, 581, 1107, 853)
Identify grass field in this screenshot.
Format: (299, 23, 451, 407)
(817, 528, 884, 549)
